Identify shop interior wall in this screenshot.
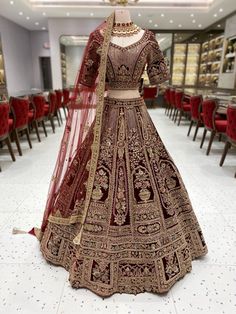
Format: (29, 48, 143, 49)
(48, 17, 103, 89)
(0, 15, 32, 95)
(30, 30, 50, 90)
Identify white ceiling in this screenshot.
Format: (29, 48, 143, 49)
(0, 0, 235, 31)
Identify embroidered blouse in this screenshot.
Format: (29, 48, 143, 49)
(79, 29, 169, 89)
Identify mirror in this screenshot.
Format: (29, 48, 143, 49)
(60, 35, 89, 88)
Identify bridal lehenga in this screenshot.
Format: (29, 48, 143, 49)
(23, 13, 207, 296)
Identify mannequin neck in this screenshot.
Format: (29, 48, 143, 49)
(114, 9, 132, 24)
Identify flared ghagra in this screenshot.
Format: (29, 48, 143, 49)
(40, 97, 207, 297)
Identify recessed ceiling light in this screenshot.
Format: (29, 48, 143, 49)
(198, 24, 202, 28)
(169, 20, 174, 24)
(90, 12, 94, 16)
(138, 13, 141, 17)
(10, 1, 14, 4)
(161, 13, 164, 17)
(19, 12, 23, 16)
(35, 22, 39, 25)
(66, 12, 70, 16)
(42, 27, 46, 30)
(192, 19, 196, 23)
(178, 24, 182, 27)
(149, 19, 152, 23)
(219, 8, 223, 12)
(214, 13, 218, 17)
(157, 34, 161, 37)
(154, 24, 158, 27)
(42, 12, 46, 16)
(190, 13, 194, 17)
(26, 16, 30, 20)
(217, 24, 221, 27)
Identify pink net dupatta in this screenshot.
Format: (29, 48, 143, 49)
(12, 12, 115, 243)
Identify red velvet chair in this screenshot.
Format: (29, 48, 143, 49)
(44, 91, 57, 133)
(219, 104, 236, 178)
(173, 90, 184, 123)
(31, 94, 48, 139)
(200, 99, 227, 155)
(187, 95, 203, 140)
(168, 89, 176, 119)
(62, 88, 70, 118)
(0, 102, 16, 171)
(142, 86, 158, 108)
(55, 89, 63, 125)
(164, 87, 171, 115)
(177, 94, 191, 126)
(9, 97, 33, 156)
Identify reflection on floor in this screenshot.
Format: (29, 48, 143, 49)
(0, 108, 236, 314)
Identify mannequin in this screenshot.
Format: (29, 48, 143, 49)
(107, 9, 145, 99)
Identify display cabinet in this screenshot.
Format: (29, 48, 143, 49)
(172, 43, 187, 86)
(184, 44, 200, 86)
(60, 44, 67, 88)
(222, 36, 236, 73)
(0, 34, 8, 100)
(198, 35, 224, 88)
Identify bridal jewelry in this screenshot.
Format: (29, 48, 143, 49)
(112, 21, 141, 37)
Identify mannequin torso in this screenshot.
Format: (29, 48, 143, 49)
(107, 9, 144, 99)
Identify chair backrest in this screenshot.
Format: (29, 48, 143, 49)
(0, 102, 10, 137)
(169, 89, 176, 107)
(226, 105, 236, 141)
(32, 95, 46, 119)
(190, 95, 202, 120)
(62, 88, 70, 105)
(202, 99, 217, 130)
(10, 97, 29, 128)
(143, 86, 158, 99)
(175, 91, 184, 109)
(55, 89, 63, 108)
(48, 92, 57, 113)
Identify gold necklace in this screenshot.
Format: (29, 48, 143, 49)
(112, 21, 141, 37)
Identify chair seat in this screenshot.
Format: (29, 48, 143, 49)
(183, 103, 191, 111)
(28, 111, 34, 123)
(8, 119, 14, 132)
(215, 120, 227, 133)
(44, 104, 50, 115)
(200, 112, 222, 121)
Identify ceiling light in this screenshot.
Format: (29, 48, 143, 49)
(190, 13, 194, 17)
(42, 27, 46, 30)
(192, 19, 196, 23)
(149, 19, 152, 23)
(214, 13, 218, 17)
(19, 12, 23, 15)
(169, 20, 173, 24)
(90, 12, 94, 16)
(10, 1, 14, 4)
(26, 16, 30, 20)
(219, 8, 223, 12)
(66, 12, 70, 16)
(198, 24, 202, 28)
(42, 12, 46, 16)
(217, 24, 221, 27)
(154, 24, 158, 27)
(138, 13, 141, 17)
(161, 13, 164, 17)
(35, 22, 39, 25)
(178, 24, 182, 27)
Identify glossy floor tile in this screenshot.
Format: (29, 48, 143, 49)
(0, 108, 235, 314)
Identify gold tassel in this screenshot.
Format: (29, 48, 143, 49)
(12, 228, 28, 235)
(73, 225, 84, 245)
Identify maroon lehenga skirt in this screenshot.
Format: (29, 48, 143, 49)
(40, 96, 207, 297)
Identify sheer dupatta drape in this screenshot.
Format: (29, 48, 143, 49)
(13, 12, 115, 244)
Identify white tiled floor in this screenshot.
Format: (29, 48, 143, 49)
(0, 108, 236, 314)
